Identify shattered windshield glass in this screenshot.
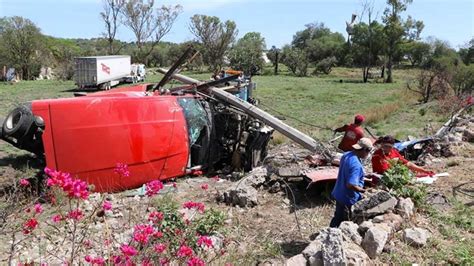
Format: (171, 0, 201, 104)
(178, 98, 209, 146)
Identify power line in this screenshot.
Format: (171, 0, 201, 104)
(257, 100, 333, 131)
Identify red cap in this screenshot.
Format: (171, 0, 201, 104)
(354, 114, 365, 124)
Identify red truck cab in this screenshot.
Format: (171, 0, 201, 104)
(1, 83, 272, 192)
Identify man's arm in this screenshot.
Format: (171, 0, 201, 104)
(406, 162, 430, 173)
(395, 150, 430, 173)
(334, 125, 347, 133)
(346, 183, 365, 193)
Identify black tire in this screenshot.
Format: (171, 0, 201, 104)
(2, 106, 34, 139)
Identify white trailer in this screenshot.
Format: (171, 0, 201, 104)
(74, 55, 131, 90)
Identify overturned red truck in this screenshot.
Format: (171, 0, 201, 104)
(0, 82, 276, 192)
(0, 48, 327, 192)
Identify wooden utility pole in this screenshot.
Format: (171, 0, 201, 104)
(274, 50, 279, 75)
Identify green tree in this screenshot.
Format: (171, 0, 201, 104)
(292, 22, 331, 50)
(229, 32, 266, 75)
(382, 0, 418, 83)
(44, 37, 82, 80)
(423, 37, 459, 68)
(351, 21, 386, 82)
(453, 64, 474, 96)
(0, 16, 43, 80)
(401, 41, 431, 66)
(266, 46, 280, 75)
(189, 15, 238, 73)
(291, 22, 346, 66)
(167, 41, 203, 70)
(280, 45, 309, 77)
(458, 38, 474, 65)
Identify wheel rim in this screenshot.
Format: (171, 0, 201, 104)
(5, 111, 21, 130)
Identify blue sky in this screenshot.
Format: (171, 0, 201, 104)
(0, 0, 472, 49)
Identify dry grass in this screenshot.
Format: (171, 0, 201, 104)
(269, 132, 288, 146)
(363, 102, 403, 125)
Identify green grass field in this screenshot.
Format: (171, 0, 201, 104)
(0, 67, 447, 144)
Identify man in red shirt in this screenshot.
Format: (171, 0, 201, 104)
(334, 114, 365, 152)
(372, 135, 431, 175)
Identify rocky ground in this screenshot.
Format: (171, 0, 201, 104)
(0, 114, 473, 265)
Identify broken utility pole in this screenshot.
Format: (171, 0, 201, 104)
(157, 68, 331, 160)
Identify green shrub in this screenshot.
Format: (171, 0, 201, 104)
(381, 161, 427, 206)
(314, 56, 337, 74)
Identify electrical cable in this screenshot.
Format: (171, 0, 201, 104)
(257, 100, 333, 131)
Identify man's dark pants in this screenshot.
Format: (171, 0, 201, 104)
(329, 201, 352, 227)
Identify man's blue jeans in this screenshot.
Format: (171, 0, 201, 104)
(329, 201, 352, 227)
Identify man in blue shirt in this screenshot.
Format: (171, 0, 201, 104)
(330, 138, 374, 227)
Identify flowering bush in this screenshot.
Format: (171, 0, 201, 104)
(183, 201, 206, 213)
(8, 166, 227, 265)
(145, 180, 164, 197)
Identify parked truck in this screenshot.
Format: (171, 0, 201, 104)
(124, 63, 146, 83)
(74, 55, 131, 90)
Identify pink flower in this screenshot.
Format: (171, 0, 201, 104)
(45, 168, 89, 200)
(120, 244, 137, 257)
(148, 211, 164, 223)
(159, 258, 170, 265)
(67, 209, 84, 221)
(19, 179, 30, 186)
(133, 224, 155, 244)
(182, 201, 205, 213)
(23, 218, 38, 234)
(104, 239, 112, 246)
(34, 203, 43, 214)
(187, 256, 205, 266)
(114, 163, 130, 177)
(145, 180, 164, 197)
(83, 239, 92, 249)
(172, 182, 177, 188)
(197, 236, 213, 248)
(154, 230, 164, 238)
(112, 256, 122, 264)
(177, 245, 193, 257)
(102, 200, 112, 211)
(85, 255, 105, 265)
(92, 257, 105, 265)
(154, 243, 166, 253)
(51, 214, 63, 223)
(212, 175, 220, 182)
(200, 184, 209, 190)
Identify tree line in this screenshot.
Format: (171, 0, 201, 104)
(0, 0, 472, 97)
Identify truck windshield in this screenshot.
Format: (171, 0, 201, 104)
(177, 98, 208, 146)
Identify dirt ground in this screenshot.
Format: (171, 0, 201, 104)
(154, 141, 474, 264)
(0, 138, 473, 264)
